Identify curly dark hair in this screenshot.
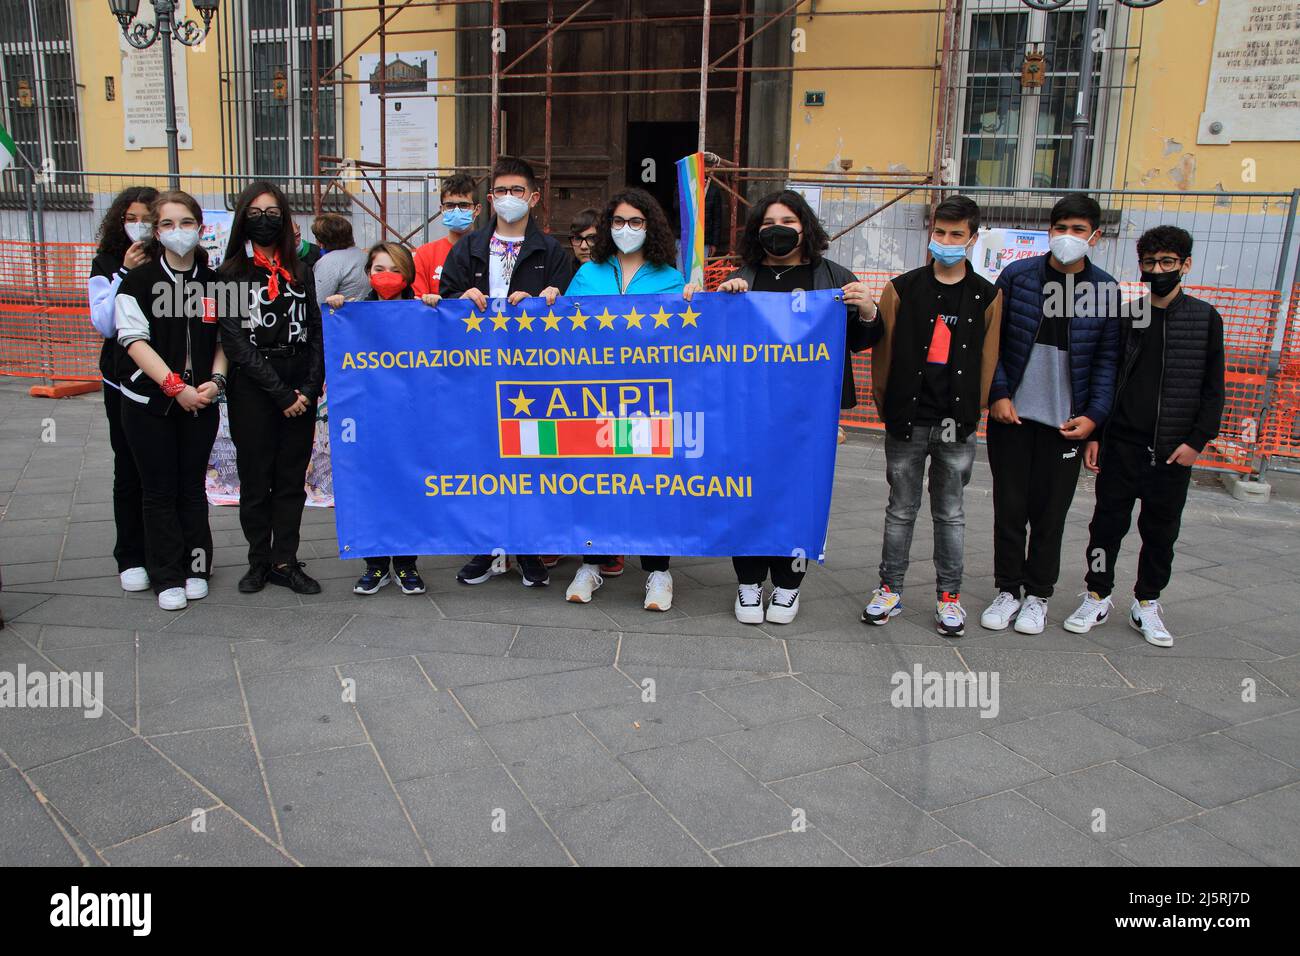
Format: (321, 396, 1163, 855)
(589, 188, 676, 268)
(95, 185, 160, 262)
(736, 189, 830, 268)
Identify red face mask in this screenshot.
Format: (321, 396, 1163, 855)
(370, 271, 407, 299)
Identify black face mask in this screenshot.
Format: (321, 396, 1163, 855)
(759, 224, 801, 258)
(1141, 269, 1181, 298)
(245, 215, 285, 246)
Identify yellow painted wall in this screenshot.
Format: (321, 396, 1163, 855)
(786, 0, 1300, 194)
(786, 0, 939, 177)
(70, 0, 457, 178)
(1116, 0, 1297, 193)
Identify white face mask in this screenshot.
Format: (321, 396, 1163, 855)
(159, 226, 200, 257)
(125, 221, 153, 243)
(612, 225, 646, 254)
(493, 194, 530, 224)
(1049, 231, 1095, 266)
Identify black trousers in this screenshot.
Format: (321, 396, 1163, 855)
(227, 372, 316, 567)
(104, 383, 146, 572)
(120, 400, 219, 594)
(1084, 437, 1191, 601)
(987, 419, 1083, 600)
(583, 555, 669, 571)
(366, 556, 416, 571)
(733, 556, 805, 589)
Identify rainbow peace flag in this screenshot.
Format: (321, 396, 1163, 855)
(676, 152, 707, 288)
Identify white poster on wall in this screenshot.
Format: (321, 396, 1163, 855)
(358, 51, 438, 190)
(970, 228, 1049, 282)
(1198, 0, 1300, 144)
(200, 209, 233, 269)
(120, 5, 192, 151)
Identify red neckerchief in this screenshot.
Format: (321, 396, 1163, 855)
(252, 247, 293, 301)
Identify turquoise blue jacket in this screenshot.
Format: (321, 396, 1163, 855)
(566, 258, 685, 296)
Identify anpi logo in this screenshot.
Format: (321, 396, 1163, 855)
(50, 886, 151, 936)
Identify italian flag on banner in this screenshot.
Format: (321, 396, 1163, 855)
(500, 417, 673, 457)
(0, 124, 16, 173)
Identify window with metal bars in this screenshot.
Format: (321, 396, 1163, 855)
(218, 0, 340, 202)
(955, 0, 1120, 190)
(0, 0, 83, 201)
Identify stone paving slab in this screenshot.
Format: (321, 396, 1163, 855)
(2, 379, 1299, 865)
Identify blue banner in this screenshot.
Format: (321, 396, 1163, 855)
(323, 290, 846, 559)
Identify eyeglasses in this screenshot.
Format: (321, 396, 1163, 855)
(490, 185, 530, 198)
(571, 233, 596, 247)
(1138, 256, 1183, 270)
(246, 208, 283, 221)
(611, 216, 646, 230)
(441, 201, 475, 212)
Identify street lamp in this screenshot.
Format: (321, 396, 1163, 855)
(1018, 0, 1163, 188)
(108, 0, 221, 188)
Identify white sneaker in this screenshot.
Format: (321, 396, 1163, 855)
(765, 587, 800, 624)
(1064, 591, 1112, 634)
(644, 570, 673, 611)
(1130, 599, 1173, 647)
(1013, 595, 1048, 634)
(184, 577, 208, 600)
(980, 591, 1022, 630)
(120, 566, 150, 592)
(157, 587, 188, 611)
(735, 583, 764, 624)
(566, 565, 603, 604)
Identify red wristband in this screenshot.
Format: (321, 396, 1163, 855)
(161, 372, 186, 397)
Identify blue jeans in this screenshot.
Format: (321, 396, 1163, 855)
(878, 427, 977, 596)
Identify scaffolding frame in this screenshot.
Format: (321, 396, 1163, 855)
(300, 0, 959, 250)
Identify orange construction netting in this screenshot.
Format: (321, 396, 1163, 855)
(1260, 282, 1300, 471)
(0, 240, 100, 383)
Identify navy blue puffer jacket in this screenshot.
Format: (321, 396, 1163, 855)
(990, 253, 1121, 427)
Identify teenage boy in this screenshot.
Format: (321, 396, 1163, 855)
(413, 173, 481, 297)
(1064, 226, 1224, 647)
(861, 196, 1002, 637)
(980, 193, 1120, 635)
(440, 156, 574, 588)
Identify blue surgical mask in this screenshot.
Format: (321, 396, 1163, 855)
(442, 208, 474, 232)
(929, 238, 968, 267)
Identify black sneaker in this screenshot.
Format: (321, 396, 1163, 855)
(353, 567, 390, 595)
(516, 555, 550, 587)
(394, 566, 426, 595)
(269, 562, 322, 595)
(238, 562, 272, 594)
(457, 554, 507, 585)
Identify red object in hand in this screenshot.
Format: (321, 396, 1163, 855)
(161, 372, 187, 397)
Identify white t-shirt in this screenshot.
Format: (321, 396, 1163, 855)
(488, 232, 524, 299)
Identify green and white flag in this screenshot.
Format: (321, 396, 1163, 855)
(0, 124, 16, 172)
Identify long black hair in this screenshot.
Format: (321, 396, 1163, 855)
(736, 189, 830, 268)
(219, 180, 304, 281)
(589, 188, 677, 268)
(95, 185, 159, 262)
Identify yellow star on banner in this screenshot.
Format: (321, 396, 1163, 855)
(515, 309, 535, 331)
(542, 309, 563, 331)
(508, 390, 535, 417)
(623, 306, 644, 329)
(679, 304, 700, 328)
(491, 310, 511, 331)
(596, 308, 617, 330)
(569, 306, 589, 330)
(462, 310, 485, 332)
(651, 306, 672, 328)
